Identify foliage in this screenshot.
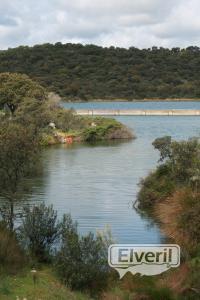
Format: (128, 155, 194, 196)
(15, 98, 52, 133)
(0, 222, 25, 275)
(53, 108, 85, 132)
(18, 204, 61, 262)
(137, 137, 200, 298)
(0, 72, 46, 114)
(0, 73, 133, 144)
(138, 137, 200, 210)
(152, 136, 172, 162)
(177, 189, 200, 247)
(82, 117, 133, 142)
(0, 121, 40, 230)
(1, 44, 200, 100)
(135, 286, 174, 300)
(138, 164, 175, 210)
(56, 214, 111, 296)
(0, 267, 91, 300)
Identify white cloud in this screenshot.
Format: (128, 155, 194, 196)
(0, 0, 199, 49)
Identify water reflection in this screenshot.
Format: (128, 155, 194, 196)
(1, 109, 199, 243)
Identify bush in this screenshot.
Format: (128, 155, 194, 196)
(82, 117, 133, 142)
(56, 215, 111, 296)
(0, 222, 25, 274)
(54, 108, 85, 132)
(82, 126, 107, 142)
(138, 164, 175, 210)
(137, 137, 200, 210)
(18, 204, 60, 262)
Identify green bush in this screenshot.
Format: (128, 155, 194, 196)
(137, 137, 200, 210)
(82, 126, 108, 142)
(55, 215, 111, 296)
(18, 204, 60, 262)
(138, 164, 175, 210)
(82, 117, 127, 142)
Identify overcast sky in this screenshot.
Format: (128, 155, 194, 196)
(0, 0, 199, 49)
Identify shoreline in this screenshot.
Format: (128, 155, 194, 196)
(65, 98, 200, 103)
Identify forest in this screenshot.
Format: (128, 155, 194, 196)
(0, 43, 200, 100)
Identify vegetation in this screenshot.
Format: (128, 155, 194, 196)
(0, 72, 136, 299)
(56, 215, 111, 295)
(1, 43, 200, 100)
(0, 72, 134, 144)
(0, 267, 91, 300)
(0, 122, 40, 230)
(19, 204, 61, 262)
(1, 68, 199, 298)
(0, 222, 25, 275)
(0, 73, 46, 114)
(0, 203, 112, 298)
(136, 136, 200, 299)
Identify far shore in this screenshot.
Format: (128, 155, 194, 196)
(65, 98, 200, 103)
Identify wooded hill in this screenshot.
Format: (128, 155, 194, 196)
(0, 43, 200, 101)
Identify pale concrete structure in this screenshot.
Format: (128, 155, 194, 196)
(75, 109, 200, 116)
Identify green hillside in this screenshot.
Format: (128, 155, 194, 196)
(1, 43, 200, 100)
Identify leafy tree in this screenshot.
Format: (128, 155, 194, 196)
(0, 122, 40, 230)
(152, 136, 172, 162)
(18, 204, 60, 261)
(15, 97, 52, 134)
(0, 73, 46, 114)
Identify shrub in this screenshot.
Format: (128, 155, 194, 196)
(56, 215, 111, 296)
(54, 108, 85, 132)
(0, 222, 25, 274)
(82, 126, 107, 142)
(137, 164, 175, 210)
(137, 137, 200, 210)
(18, 204, 60, 262)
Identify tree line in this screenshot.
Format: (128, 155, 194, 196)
(1, 43, 200, 100)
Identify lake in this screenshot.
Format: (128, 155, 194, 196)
(27, 102, 200, 243)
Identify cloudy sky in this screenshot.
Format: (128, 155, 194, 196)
(0, 0, 199, 49)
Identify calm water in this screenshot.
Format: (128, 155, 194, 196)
(28, 102, 200, 243)
(63, 100, 200, 110)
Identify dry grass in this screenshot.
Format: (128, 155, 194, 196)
(155, 189, 198, 250)
(158, 263, 190, 294)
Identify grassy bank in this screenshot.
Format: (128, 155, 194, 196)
(0, 267, 91, 300)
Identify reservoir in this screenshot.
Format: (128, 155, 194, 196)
(28, 102, 200, 243)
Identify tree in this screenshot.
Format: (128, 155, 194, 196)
(0, 73, 46, 115)
(152, 136, 172, 162)
(19, 204, 60, 261)
(0, 122, 40, 230)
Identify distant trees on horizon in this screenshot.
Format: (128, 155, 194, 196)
(1, 43, 200, 100)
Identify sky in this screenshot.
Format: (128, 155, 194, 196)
(0, 0, 199, 49)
